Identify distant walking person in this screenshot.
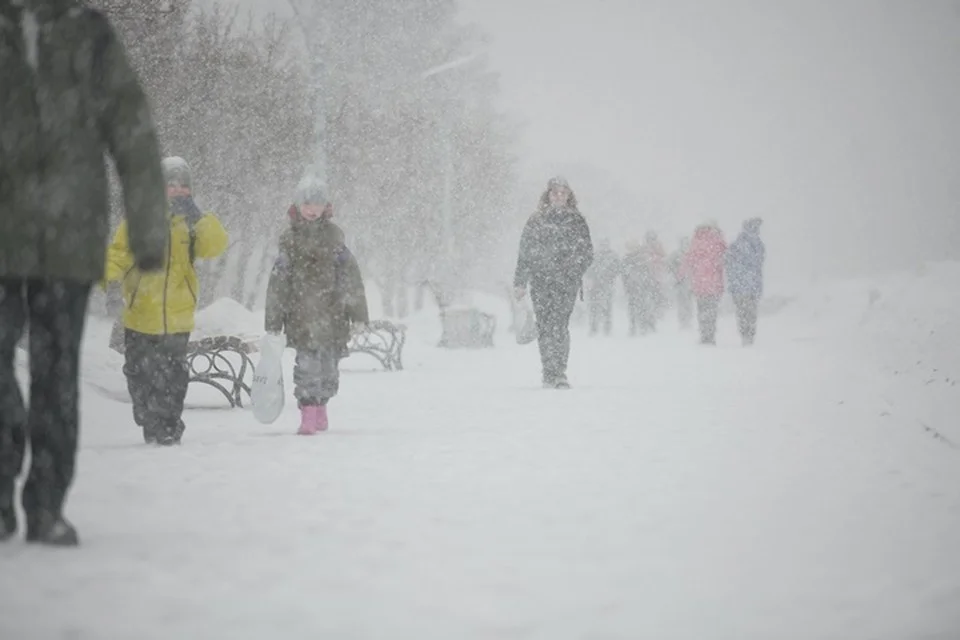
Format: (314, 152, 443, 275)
(514, 177, 594, 388)
(585, 239, 620, 336)
(638, 231, 667, 333)
(726, 218, 766, 345)
(621, 240, 645, 336)
(0, 1, 168, 546)
(667, 237, 694, 329)
(682, 221, 727, 345)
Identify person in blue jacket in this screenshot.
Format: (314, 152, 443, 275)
(726, 218, 766, 345)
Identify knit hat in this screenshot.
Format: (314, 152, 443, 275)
(161, 156, 191, 188)
(294, 175, 330, 207)
(547, 175, 570, 191)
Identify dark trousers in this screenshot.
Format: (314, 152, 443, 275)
(696, 294, 721, 344)
(0, 278, 90, 528)
(530, 280, 578, 382)
(734, 295, 760, 344)
(123, 329, 190, 440)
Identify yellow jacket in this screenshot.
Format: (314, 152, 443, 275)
(105, 213, 228, 335)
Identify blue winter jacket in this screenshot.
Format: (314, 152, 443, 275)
(726, 231, 765, 298)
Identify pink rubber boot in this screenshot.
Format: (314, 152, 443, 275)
(316, 405, 329, 432)
(297, 406, 319, 435)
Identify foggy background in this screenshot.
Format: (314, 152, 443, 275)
(198, 0, 960, 292)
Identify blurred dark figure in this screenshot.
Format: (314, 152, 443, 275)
(622, 232, 665, 335)
(621, 241, 644, 335)
(641, 231, 667, 322)
(667, 237, 693, 329)
(514, 177, 594, 389)
(585, 239, 620, 336)
(682, 221, 727, 345)
(0, 0, 168, 546)
(726, 217, 766, 346)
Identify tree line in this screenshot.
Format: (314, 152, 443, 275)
(92, 0, 519, 313)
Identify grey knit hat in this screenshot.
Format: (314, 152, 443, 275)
(294, 175, 329, 206)
(161, 156, 191, 188)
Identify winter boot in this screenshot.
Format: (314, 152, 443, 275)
(151, 420, 184, 446)
(26, 513, 79, 547)
(316, 405, 329, 432)
(142, 425, 157, 445)
(297, 406, 319, 435)
(154, 426, 178, 446)
(155, 432, 177, 446)
(171, 419, 186, 445)
(543, 374, 570, 389)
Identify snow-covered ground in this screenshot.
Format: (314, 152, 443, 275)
(2, 264, 959, 639)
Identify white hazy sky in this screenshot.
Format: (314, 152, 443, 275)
(210, 0, 960, 288)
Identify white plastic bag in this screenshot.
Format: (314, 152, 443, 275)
(516, 300, 538, 345)
(251, 332, 286, 424)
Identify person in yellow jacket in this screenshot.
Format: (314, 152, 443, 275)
(105, 157, 228, 445)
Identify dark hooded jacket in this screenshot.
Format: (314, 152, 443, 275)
(0, 0, 167, 281)
(514, 188, 594, 290)
(264, 214, 368, 350)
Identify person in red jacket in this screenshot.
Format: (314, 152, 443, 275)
(681, 221, 727, 345)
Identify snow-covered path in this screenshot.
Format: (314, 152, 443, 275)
(2, 311, 959, 639)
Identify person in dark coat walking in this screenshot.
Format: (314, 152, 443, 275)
(726, 217, 766, 345)
(0, 0, 168, 545)
(514, 177, 594, 388)
(620, 240, 645, 336)
(265, 179, 369, 434)
(585, 239, 620, 336)
(667, 237, 694, 330)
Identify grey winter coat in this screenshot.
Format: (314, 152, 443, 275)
(264, 218, 369, 351)
(0, 0, 167, 281)
(514, 201, 594, 290)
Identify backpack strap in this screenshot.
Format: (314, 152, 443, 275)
(188, 223, 197, 265)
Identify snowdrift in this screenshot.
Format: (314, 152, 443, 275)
(772, 261, 960, 444)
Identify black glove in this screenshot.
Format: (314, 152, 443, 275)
(169, 195, 203, 225)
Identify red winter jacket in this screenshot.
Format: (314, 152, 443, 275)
(682, 225, 727, 297)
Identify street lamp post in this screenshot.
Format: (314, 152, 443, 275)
(420, 52, 484, 302)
